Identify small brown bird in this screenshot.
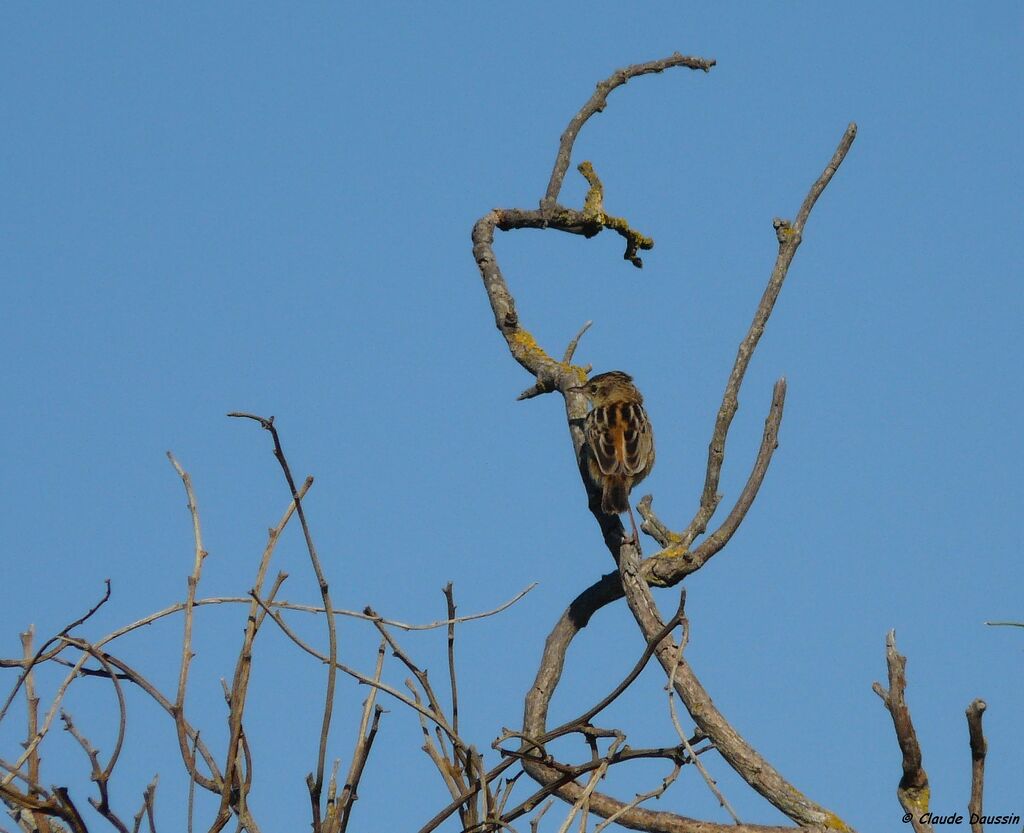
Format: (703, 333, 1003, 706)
(574, 371, 655, 545)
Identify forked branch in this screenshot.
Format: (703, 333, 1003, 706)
(872, 631, 931, 833)
(227, 412, 338, 830)
(474, 51, 857, 831)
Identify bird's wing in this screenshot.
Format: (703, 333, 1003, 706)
(585, 405, 626, 476)
(622, 402, 654, 477)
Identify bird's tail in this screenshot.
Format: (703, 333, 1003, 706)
(602, 476, 630, 515)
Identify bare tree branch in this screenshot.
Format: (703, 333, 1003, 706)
(642, 121, 858, 564)
(592, 762, 682, 833)
(215, 570, 287, 831)
(129, 776, 158, 833)
(2, 50, 885, 833)
(336, 640, 387, 833)
(0, 581, 536, 663)
(529, 798, 554, 833)
(469, 52, 858, 828)
(59, 636, 130, 833)
(665, 638, 739, 824)
(543, 54, 715, 208)
(227, 413, 338, 828)
(52, 789, 87, 833)
(0, 580, 110, 711)
(418, 597, 688, 833)
(617, 542, 849, 830)
(188, 732, 200, 833)
(250, 592, 454, 741)
(872, 631, 932, 833)
(20, 629, 47, 833)
(443, 584, 461, 742)
(166, 452, 213, 802)
(965, 699, 987, 833)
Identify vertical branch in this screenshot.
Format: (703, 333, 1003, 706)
(336, 639, 388, 833)
(188, 732, 199, 833)
(872, 631, 932, 833)
(677, 123, 857, 550)
(167, 453, 209, 778)
(442, 584, 460, 746)
(132, 776, 158, 833)
(223, 474, 311, 795)
(19, 628, 47, 833)
(666, 642, 739, 823)
(227, 413, 338, 830)
(213, 572, 288, 830)
(965, 699, 986, 833)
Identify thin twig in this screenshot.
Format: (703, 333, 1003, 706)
(337, 639, 387, 833)
(542, 54, 715, 207)
(494, 770, 521, 820)
(1, 647, 106, 792)
(249, 592, 461, 745)
(413, 685, 462, 805)
(562, 321, 592, 365)
(58, 637, 129, 832)
(443, 584, 460, 741)
(683, 377, 786, 561)
(614, 540, 848, 830)
(666, 640, 739, 822)
(188, 731, 199, 833)
(547, 592, 687, 740)
(227, 412, 338, 828)
(592, 761, 682, 833)
(667, 124, 858, 553)
(167, 452, 210, 799)
(215, 570, 288, 829)
(0, 582, 539, 674)
(421, 602, 685, 833)
(529, 799, 554, 833)
(368, 610, 466, 757)
(0, 580, 110, 712)
(57, 639, 127, 783)
(130, 776, 158, 833)
(442, 584, 472, 789)
(83, 649, 222, 790)
(554, 737, 624, 833)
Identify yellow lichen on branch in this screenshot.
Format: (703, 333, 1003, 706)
(578, 161, 605, 219)
(509, 328, 555, 366)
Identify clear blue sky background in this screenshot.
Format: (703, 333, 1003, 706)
(2, 4, 1021, 831)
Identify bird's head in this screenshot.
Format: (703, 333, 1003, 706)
(570, 371, 643, 406)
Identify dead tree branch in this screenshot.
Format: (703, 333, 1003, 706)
(227, 412, 338, 830)
(166, 454, 215, 798)
(543, 54, 715, 208)
(334, 640, 387, 833)
(965, 699, 986, 833)
(872, 631, 932, 833)
(474, 49, 857, 831)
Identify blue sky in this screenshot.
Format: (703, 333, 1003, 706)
(1, 3, 1021, 831)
